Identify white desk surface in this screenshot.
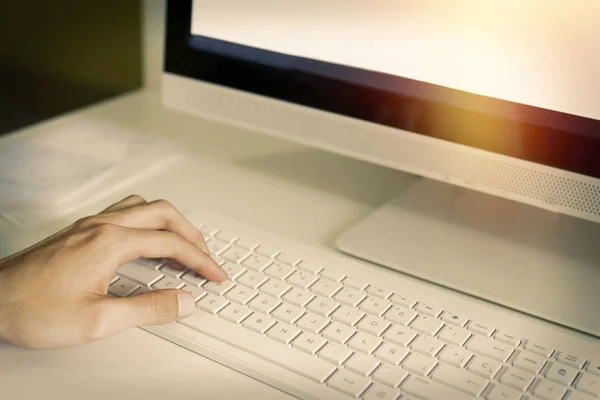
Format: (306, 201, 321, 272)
(0, 89, 412, 399)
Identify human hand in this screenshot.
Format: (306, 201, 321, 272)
(0, 195, 226, 349)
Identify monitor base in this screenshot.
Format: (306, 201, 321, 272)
(336, 177, 600, 337)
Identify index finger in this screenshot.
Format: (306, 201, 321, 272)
(108, 226, 226, 282)
(90, 199, 209, 254)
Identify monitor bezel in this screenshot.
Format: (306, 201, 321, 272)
(164, 0, 600, 180)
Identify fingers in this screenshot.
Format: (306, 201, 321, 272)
(112, 227, 226, 282)
(100, 195, 147, 214)
(97, 289, 195, 335)
(93, 199, 208, 254)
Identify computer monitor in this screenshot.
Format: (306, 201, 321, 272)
(162, 1, 600, 334)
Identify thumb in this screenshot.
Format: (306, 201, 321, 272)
(101, 289, 196, 333)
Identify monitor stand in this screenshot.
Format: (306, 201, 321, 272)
(336, 177, 600, 338)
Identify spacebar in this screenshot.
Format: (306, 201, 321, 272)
(179, 310, 337, 383)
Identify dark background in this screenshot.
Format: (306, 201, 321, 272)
(0, 1, 143, 135)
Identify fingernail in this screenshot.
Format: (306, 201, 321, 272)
(177, 292, 196, 318)
(201, 243, 210, 255)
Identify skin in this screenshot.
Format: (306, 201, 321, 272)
(0, 195, 227, 350)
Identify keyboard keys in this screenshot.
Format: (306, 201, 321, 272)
(441, 311, 469, 327)
(296, 312, 329, 334)
(411, 336, 444, 358)
(533, 379, 567, 400)
(237, 270, 268, 289)
(242, 253, 272, 271)
(402, 352, 437, 376)
(310, 279, 342, 298)
(348, 332, 382, 355)
(362, 383, 400, 400)
(220, 263, 245, 280)
(320, 268, 345, 283)
(136, 257, 166, 270)
(271, 303, 304, 324)
(359, 296, 392, 317)
(513, 350, 547, 374)
(258, 279, 291, 298)
(225, 285, 257, 305)
(437, 325, 471, 346)
(219, 304, 252, 324)
(587, 360, 600, 376)
(275, 252, 299, 266)
(431, 364, 489, 396)
(242, 312, 276, 334)
(409, 315, 444, 336)
(306, 296, 340, 317)
(220, 245, 250, 264)
(286, 270, 318, 289)
(389, 294, 417, 309)
(494, 331, 521, 347)
(108, 277, 139, 297)
(415, 303, 442, 318)
(466, 334, 514, 363)
(283, 287, 315, 307)
(343, 277, 369, 291)
(438, 345, 473, 368)
(402, 375, 471, 400)
(374, 342, 410, 366)
(372, 364, 408, 387)
(213, 230, 236, 243)
(130, 286, 150, 296)
(335, 287, 367, 307)
(254, 245, 279, 258)
(266, 321, 301, 344)
(366, 286, 393, 300)
(180, 310, 336, 383)
(575, 372, 600, 397)
(207, 238, 229, 255)
(153, 276, 185, 290)
(357, 315, 390, 337)
(296, 260, 323, 274)
(384, 306, 417, 326)
(525, 341, 555, 358)
(233, 237, 257, 251)
(331, 305, 365, 326)
(556, 352, 586, 370)
(567, 391, 597, 400)
(118, 262, 163, 287)
(203, 280, 235, 296)
(383, 325, 417, 347)
(160, 264, 186, 279)
(248, 293, 280, 314)
(197, 294, 229, 314)
(486, 384, 522, 400)
(181, 270, 207, 287)
(500, 366, 535, 391)
(327, 369, 371, 397)
(467, 355, 502, 379)
(344, 353, 380, 376)
(180, 285, 207, 301)
(322, 322, 356, 344)
(292, 332, 327, 355)
(198, 225, 217, 236)
(545, 362, 578, 386)
(317, 342, 353, 365)
(263, 262, 295, 280)
(468, 321, 495, 337)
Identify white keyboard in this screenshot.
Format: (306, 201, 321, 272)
(109, 208, 600, 400)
